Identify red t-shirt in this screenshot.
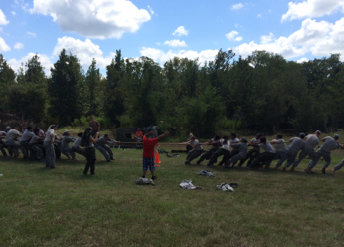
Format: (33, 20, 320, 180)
(143, 136, 158, 158)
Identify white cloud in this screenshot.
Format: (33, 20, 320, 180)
(0, 9, 9, 25)
(260, 32, 274, 44)
(310, 17, 344, 57)
(231, 3, 244, 10)
(8, 53, 53, 76)
(14, 42, 24, 50)
(0, 37, 11, 52)
(173, 26, 188, 36)
(226, 31, 243, 42)
(257, 14, 262, 19)
(233, 17, 344, 61)
(30, 0, 151, 39)
(164, 39, 187, 47)
(147, 5, 154, 15)
(27, 31, 36, 37)
(282, 0, 344, 22)
(53, 36, 113, 69)
(140, 47, 219, 65)
(297, 57, 309, 63)
(12, 11, 16, 15)
(288, 19, 330, 46)
(13, 0, 29, 11)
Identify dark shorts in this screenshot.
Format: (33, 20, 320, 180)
(142, 157, 155, 171)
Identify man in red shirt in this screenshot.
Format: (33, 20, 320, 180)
(134, 128, 143, 142)
(142, 130, 169, 180)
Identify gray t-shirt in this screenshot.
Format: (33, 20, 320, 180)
(189, 139, 203, 151)
(44, 129, 56, 142)
(259, 141, 276, 153)
(5, 129, 20, 142)
(305, 134, 320, 149)
(230, 138, 240, 150)
(29, 135, 40, 144)
(85, 135, 94, 148)
(61, 136, 75, 149)
(320, 136, 339, 152)
(288, 137, 305, 152)
(273, 139, 287, 152)
(21, 129, 34, 142)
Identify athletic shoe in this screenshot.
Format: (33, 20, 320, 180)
(304, 168, 314, 174)
(321, 168, 326, 174)
(152, 176, 157, 180)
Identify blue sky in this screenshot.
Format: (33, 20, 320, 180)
(0, 0, 344, 76)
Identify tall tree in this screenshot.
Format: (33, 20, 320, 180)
(85, 58, 101, 116)
(105, 50, 125, 126)
(48, 49, 83, 125)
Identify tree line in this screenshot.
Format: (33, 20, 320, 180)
(0, 49, 343, 138)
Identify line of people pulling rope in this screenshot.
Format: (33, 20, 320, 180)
(0, 124, 119, 172)
(182, 131, 344, 174)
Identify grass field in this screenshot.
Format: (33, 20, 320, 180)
(1, 140, 344, 247)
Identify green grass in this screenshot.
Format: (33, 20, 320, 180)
(1, 142, 344, 247)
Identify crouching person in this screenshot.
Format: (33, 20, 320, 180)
(183, 135, 203, 165)
(96, 134, 119, 161)
(72, 132, 86, 157)
(60, 130, 77, 161)
(247, 136, 276, 170)
(29, 129, 45, 162)
(226, 138, 248, 168)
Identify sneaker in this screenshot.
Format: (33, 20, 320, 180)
(152, 176, 157, 180)
(304, 168, 314, 174)
(110, 158, 114, 160)
(141, 175, 145, 178)
(321, 168, 326, 174)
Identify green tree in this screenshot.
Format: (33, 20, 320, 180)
(105, 50, 125, 126)
(48, 49, 83, 125)
(85, 58, 101, 116)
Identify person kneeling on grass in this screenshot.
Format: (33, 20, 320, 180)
(141, 130, 169, 180)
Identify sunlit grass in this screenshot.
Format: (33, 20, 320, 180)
(1, 139, 344, 246)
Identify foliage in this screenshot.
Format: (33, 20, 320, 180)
(1, 50, 344, 136)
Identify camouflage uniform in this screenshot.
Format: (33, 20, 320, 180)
(60, 135, 76, 159)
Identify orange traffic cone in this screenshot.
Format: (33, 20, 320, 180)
(155, 151, 161, 167)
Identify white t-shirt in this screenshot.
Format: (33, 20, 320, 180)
(21, 129, 34, 142)
(221, 141, 230, 151)
(5, 129, 20, 142)
(259, 141, 276, 153)
(272, 139, 287, 152)
(44, 129, 56, 142)
(72, 137, 82, 148)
